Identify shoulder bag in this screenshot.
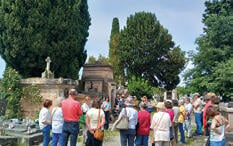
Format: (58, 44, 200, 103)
(94, 108, 104, 141)
(115, 108, 129, 130)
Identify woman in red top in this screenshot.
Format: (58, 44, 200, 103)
(136, 103, 151, 146)
(165, 100, 175, 146)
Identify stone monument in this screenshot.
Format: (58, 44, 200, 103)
(164, 89, 177, 101)
(41, 57, 54, 79)
(82, 64, 116, 107)
(20, 57, 78, 118)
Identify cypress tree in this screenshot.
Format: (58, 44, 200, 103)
(109, 17, 124, 84)
(0, 0, 91, 79)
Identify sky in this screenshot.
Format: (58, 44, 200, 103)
(0, 0, 205, 79)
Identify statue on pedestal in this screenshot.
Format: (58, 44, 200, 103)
(42, 57, 54, 79)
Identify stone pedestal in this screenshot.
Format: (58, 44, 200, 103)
(20, 78, 78, 118)
(220, 104, 233, 131)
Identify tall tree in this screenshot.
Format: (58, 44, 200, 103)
(119, 12, 185, 90)
(185, 0, 233, 98)
(109, 17, 124, 84)
(0, 0, 91, 79)
(110, 18, 120, 39)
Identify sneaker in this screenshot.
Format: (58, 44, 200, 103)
(179, 142, 185, 145)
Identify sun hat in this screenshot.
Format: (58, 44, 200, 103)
(125, 96, 134, 106)
(156, 102, 165, 110)
(193, 93, 200, 97)
(141, 96, 147, 101)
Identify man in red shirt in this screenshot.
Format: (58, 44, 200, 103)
(61, 88, 82, 146)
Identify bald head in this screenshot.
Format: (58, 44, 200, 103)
(69, 88, 78, 98)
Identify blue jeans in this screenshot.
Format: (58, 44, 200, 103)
(194, 113, 202, 135)
(104, 111, 110, 130)
(52, 133, 62, 146)
(178, 123, 185, 143)
(210, 139, 226, 146)
(62, 121, 79, 146)
(184, 119, 192, 137)
(136, 135, 149, 146)
(120, 129, 136, 146)
(86, 130, 103, 146)
(41, 125, 51, 146)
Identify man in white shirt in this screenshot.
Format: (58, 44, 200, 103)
(192, 93, 203, 135)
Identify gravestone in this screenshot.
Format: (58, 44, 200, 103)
(0, 99, 6, 116)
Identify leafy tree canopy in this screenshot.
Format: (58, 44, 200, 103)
(0, 0, 91, 79)
(87, 55, 110, 65)
(119, 12, 186, 90)
(185, 0, 233, 99)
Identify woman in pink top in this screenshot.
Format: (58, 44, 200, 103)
(165, 100, 175, 146)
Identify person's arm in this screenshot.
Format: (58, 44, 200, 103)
(100, 111, 106, 129)
(211, 118, 221, 135)
(85, 115, 95, 134)
(109, 102, 111, 112)
(77, 103, 83, 116)
(224, 118, 230, 131)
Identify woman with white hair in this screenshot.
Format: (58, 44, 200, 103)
(119, 96, 138, 146)
(151, 102, 171, 146)
(51, 97, 64, 146)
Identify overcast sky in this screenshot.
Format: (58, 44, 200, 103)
(0, 0, 205, 78)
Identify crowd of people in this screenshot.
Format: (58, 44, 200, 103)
(38, 89, 229, 146)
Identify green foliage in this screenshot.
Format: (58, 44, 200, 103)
(118, 12, 186, 90)
(22, 85, 42, 104)
(0, 67, 22, 118)
(110, 18, 120, 39)
(87, 55, 110, 65)
(109, 18, 124, 84)
(87, 56, 97, 64)
(127, 76, 153, 99)
(211, 58, 233, 98)
(185, 0, 233, 99)
(176, 86, 192, 97)
(0, 0, 91, 79)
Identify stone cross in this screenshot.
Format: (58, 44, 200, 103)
(45, 57, 51, 71)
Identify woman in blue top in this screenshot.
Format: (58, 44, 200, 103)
(102, 97, 111, 130)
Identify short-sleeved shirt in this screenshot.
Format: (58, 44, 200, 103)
(178, 105, 185, 123)
(52, 107, 64, 133)
(151, 112, 171, 142)
(210, 115, 228, 142)
(193, 98, 203, 113)
(81, 103, 89, 113)
(185, 103, 193, 120)
(86, 108, 105, 129)
(61, 97, 82, 122)
(119, 107, 138, 129)
(39, 107, 51, 129)
(173, 106, 180, 123)
(102, 101, 111, 111)
(165, 109, 174, 123)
